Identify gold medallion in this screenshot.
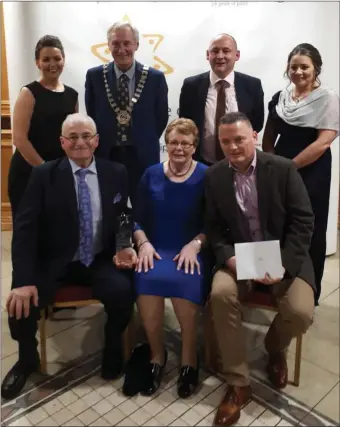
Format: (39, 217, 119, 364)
(117, 111, 131, 125)
(103, 64, 149, 127)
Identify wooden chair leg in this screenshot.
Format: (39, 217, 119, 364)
(293, 334, 303, 386)
(39, 309, 47, 374)
(48, 305, 54, 320)
(204, 301, 217, 373)
(204, 311, 212, 369)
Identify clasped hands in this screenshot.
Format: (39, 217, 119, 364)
(136, 240, 201, 274)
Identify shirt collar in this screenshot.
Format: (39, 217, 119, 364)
(69, 156, 97, 175)
(114, 61, 136, 81)
(229, 150, 257, 175)
(210, 69, 235, 88)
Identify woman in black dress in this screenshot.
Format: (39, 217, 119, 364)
(262, 43, 339, 305)
(8, 35, 78, 218)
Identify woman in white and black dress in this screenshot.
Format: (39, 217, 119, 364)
(262, 43, 339, 305)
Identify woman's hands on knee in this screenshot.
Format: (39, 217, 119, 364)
(174, 241, 201, 275)
(136, 242, 161, 273)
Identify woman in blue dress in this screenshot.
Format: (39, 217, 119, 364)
(133, 118, 208, 398)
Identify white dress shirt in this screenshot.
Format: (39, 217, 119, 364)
(202, 70, 239, 164)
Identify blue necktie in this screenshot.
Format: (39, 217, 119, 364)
(76, 169, 93, 267)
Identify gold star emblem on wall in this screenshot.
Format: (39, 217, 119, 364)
(91, 15, 174, 75)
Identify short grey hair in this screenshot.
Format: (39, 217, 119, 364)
(62, 113, 97, 135)
(107, 21, 139, 43)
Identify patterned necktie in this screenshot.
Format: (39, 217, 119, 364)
(117, 74, 130, 143)
(215, 80, 230, 161)
(118, 74, 129, 108)
(76, 169, 93, 267)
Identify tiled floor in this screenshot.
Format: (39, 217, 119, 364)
(1, 231, 339, 426)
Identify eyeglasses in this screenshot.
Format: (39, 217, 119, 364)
(62, 133, 97, 143)
(166, 141, 194, 150)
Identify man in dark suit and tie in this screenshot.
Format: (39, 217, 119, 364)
(179, 34, 264, 165)
(205, 112, 315, 426)
(1, 113, 137, 400)
(85, 21, 169, 204)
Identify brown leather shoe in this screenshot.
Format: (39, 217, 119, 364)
(267, 352, 288, 389)
(214, 385, 252, 426)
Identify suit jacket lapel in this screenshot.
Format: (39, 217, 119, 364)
(96, 160, 111, 240)
(217, 161, 248, 241)
(256, 151, 270, 238)
(107, 62, 117, 97)
(134, 61, 143, 91)
(58, 158, 78, 224)
(198, 72, 210, 134)
(234, 72, 247, 113)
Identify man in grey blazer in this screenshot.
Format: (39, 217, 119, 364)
(205, 112, 315, 426)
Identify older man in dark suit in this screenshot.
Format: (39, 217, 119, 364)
(205, 112, 315, 426)
(1, 113, 137, 400)
(85, 21, 168, 204)
(179, 34, 264, 166)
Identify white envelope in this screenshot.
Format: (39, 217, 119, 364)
(235, 240, 284, 281)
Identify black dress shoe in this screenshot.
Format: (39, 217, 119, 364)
(177, 357, 199, 399)
(123, 343, 151, 397)
(101, 347, 123, 380)
(141, 350, 168, 396)
(1, 359, 39, 400)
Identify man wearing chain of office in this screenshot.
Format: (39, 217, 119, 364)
(85, 21, 169, 205)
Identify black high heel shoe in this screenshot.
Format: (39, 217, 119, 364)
(141, 350, 168, 396)
(177, 355, 199, 399)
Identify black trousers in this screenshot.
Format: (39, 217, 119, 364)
(110, 145, 144, 207)
(8, 257, 134, 366)
(307, 182, 331, 305)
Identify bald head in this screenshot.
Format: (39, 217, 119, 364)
(209, 33, 238, 50)
(62, 113, 97, 136)
(206, 33, 240, 79)
(60, 113, 99, 167)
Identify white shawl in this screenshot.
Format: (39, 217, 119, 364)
(276, 84, 339, 133)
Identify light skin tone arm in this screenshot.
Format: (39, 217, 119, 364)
(134, 230, 161, 273)
(262, 118, 278, 154)
(12, 88, 45, 166)
(174, 233, 206, 275)
(262, 105, 337, 167)
(134, 229, 149, 249)
(292, 129, 337, 168)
